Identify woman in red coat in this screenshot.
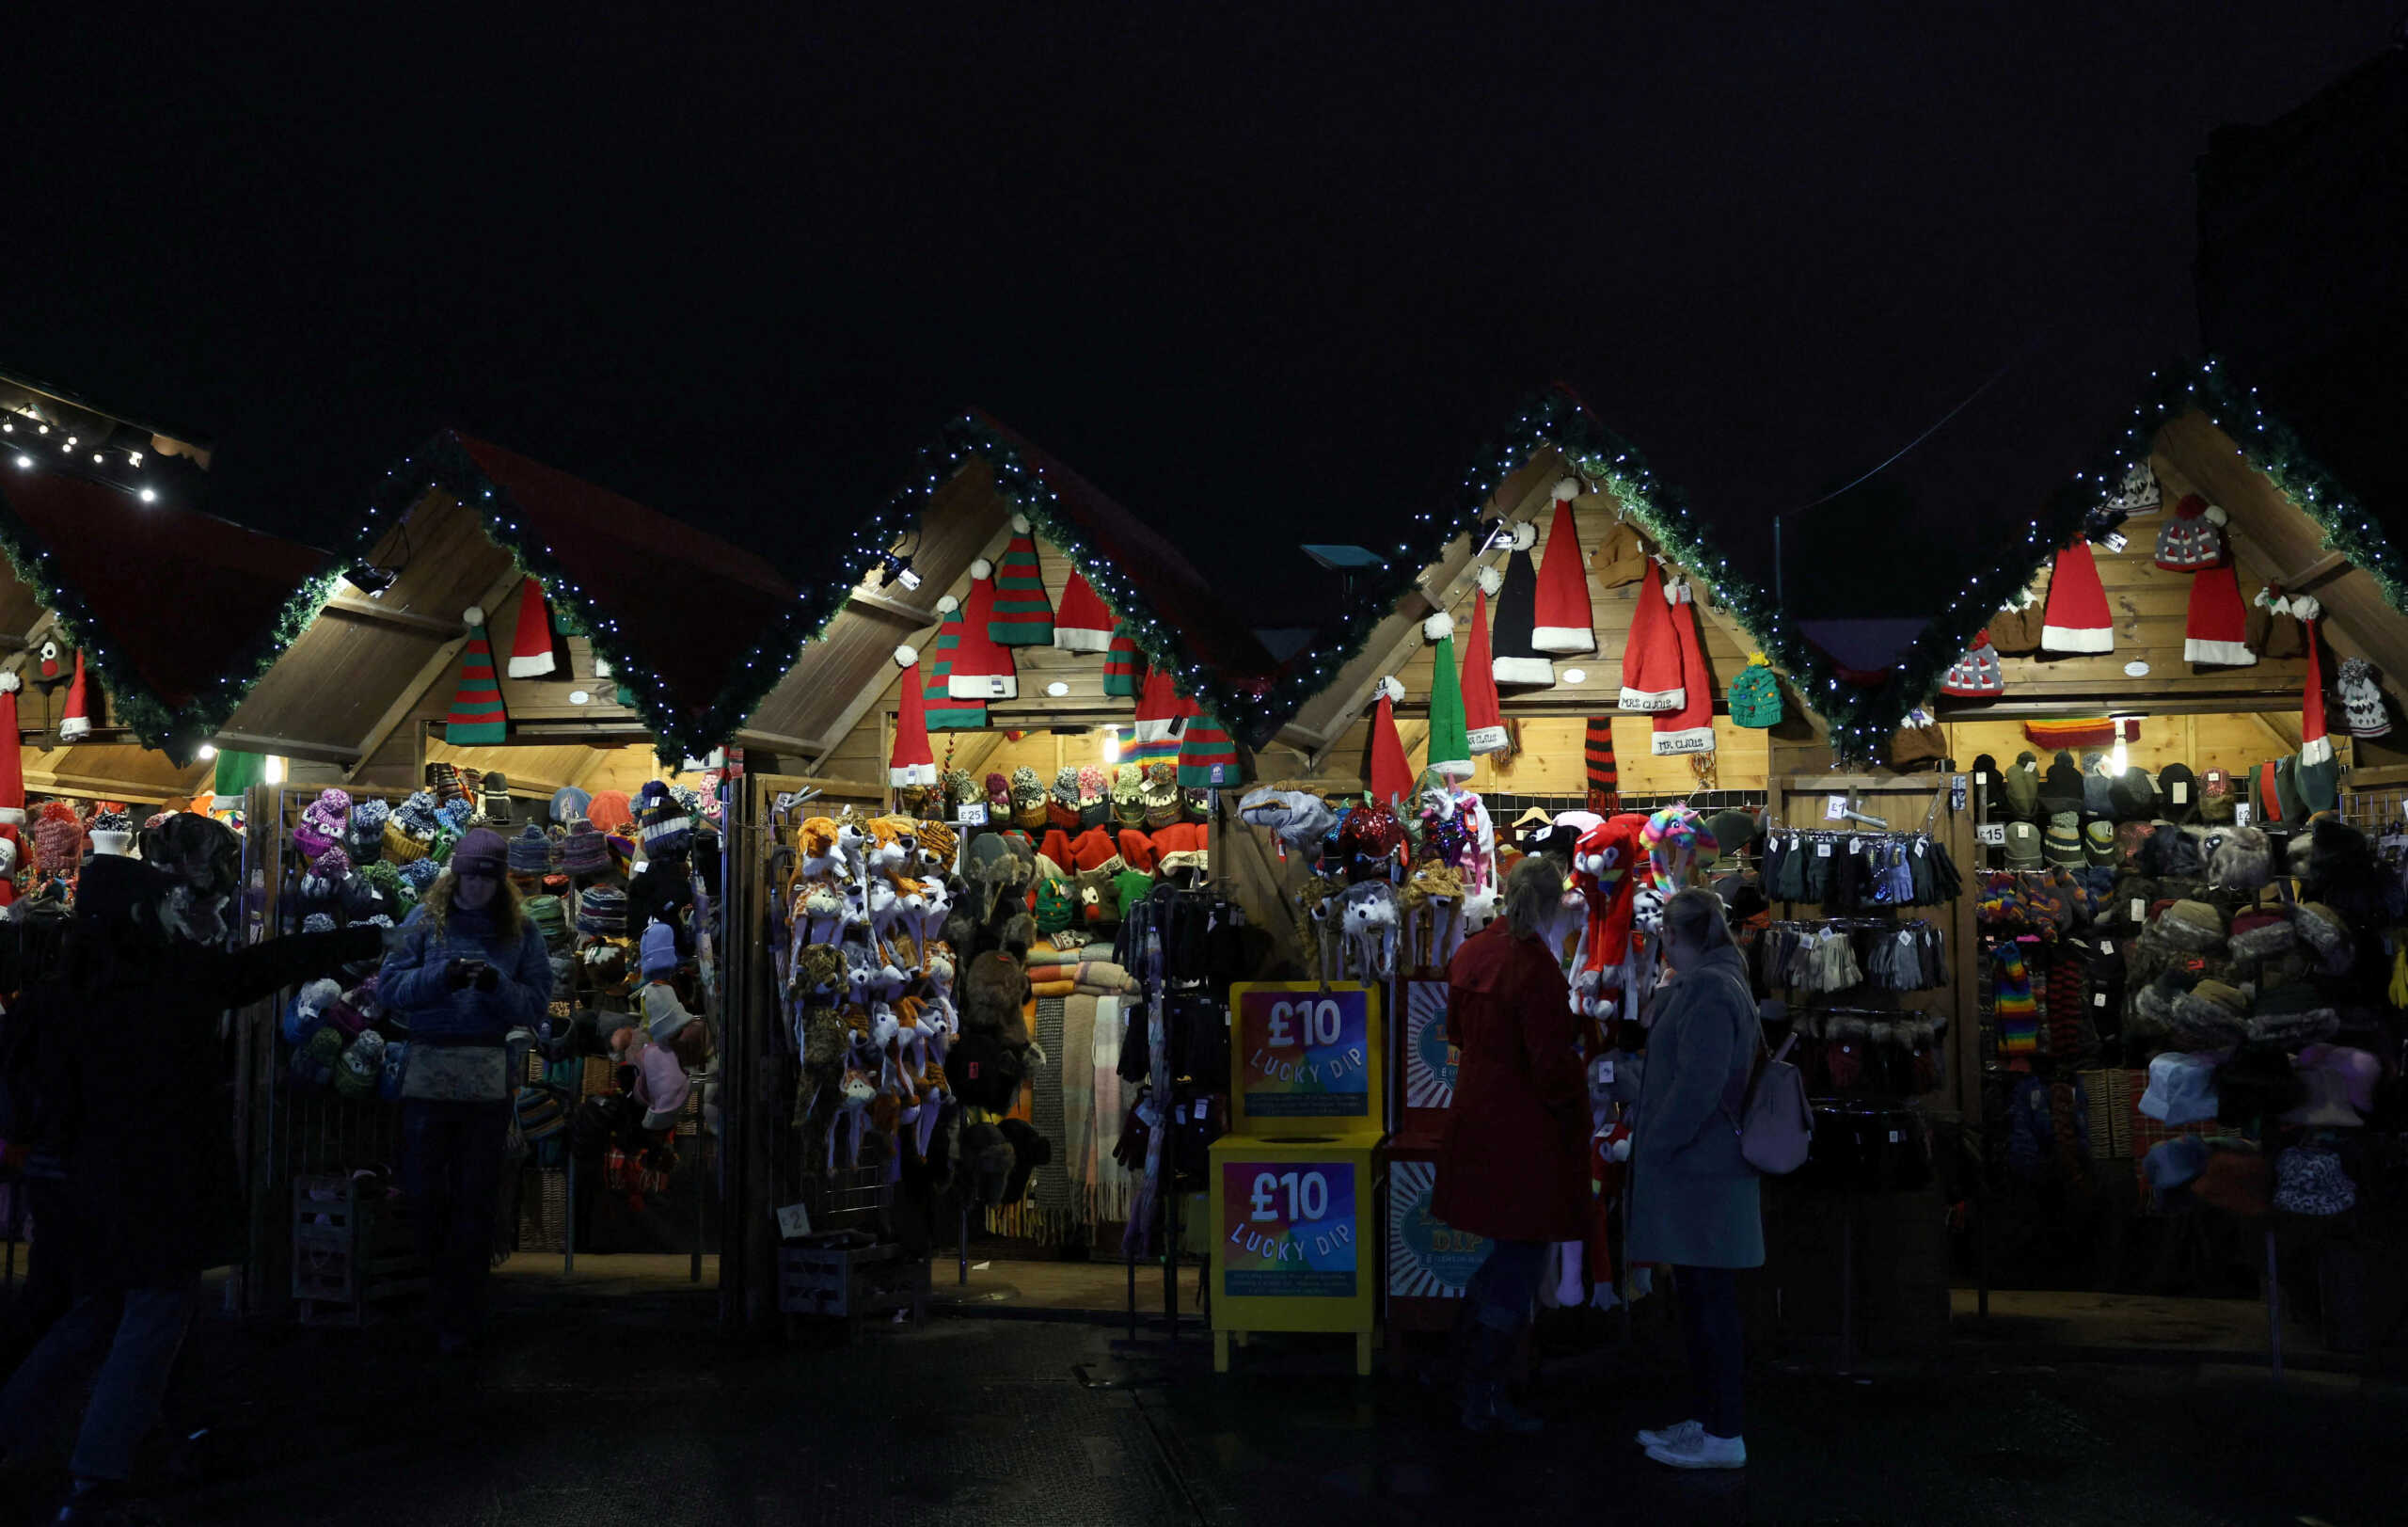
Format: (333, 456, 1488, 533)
(1433, 855, 1589, 1432)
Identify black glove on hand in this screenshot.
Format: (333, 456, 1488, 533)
(444, 958, 478, 991)
(474, 963, 500, 994)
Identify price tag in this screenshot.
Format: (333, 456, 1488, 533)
(2094, 993, 2108, 1008)
(2170, 782, 2189, 804)
(775, 1202, 814, 1238)
(957, 803, 989, 826)
(1848, 837, 1862, 852)
(2234, 802, 2252, 827)
(2099, 940, 2114, 954)
(1816, 841, 1833, 857)
(1914, 840, 1926, 856)
(1976, 823, 2005, 846)
(2101, 532, 2129, 554)
(1825, 795, 1848, 821)
(2131, 898, 2147, 922)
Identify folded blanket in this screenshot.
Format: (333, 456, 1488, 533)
(1064, 995, 1100, 1201)
(1092, 995, 1133, 1222)
(1033, 978, 1078, 999)
(1072, 960, 1133, 990)
(1027, 946, 1083, 968)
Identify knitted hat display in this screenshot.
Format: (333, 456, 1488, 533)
(1728, 654, 1782, 725)
(2154, 494, 2226, 571)
(586, 789, 634, 835)
(1053, 568, 1114, 652)
(989, 516, 1054, 645)
(1102, 624, 1145, 698)
(87, 806, 134, 858)
(508, 823, 554, 876)
(1421, 611, 1471, 779)
(444, 607, 509, 744)
(550, 786, 591, 825)
(1459, 582, 1508, 755)
(1530, 480, 1596, 654)
(560, 819, 609, 877)
(1651, 583, 1715, 756)
(2042, 812, 2083, 868)
(476, 771, 513, 825)
(2041, 540, 2113, 654)
(293, 788, 350, 866)
(55, 651, 91, 741)
(1010, 767, 1049, 830)
(32, 801, 82, 873)
(2298, 611, 2338, 814)
(398, 855, 442, 896)
(1992, 944, 2037, 1056)
(1128, 666, 1194, 765)
(2247, 587, 2307, 660)
(576, 883, 628, 936)
(1050, 766, 1083, 825)
(1939, 632, 2004, 698)
(341, 797, 387, 863)
(1175, 708, 1244, 788)
(637, 781, 693, 860)
(1076, 765, 1109, 828)
(1584, 717, 1619, 812)
(2183, 561, 2255, 666)
(2338, 658, 2389, 739)
(2105, 460, 2162, 517)
(946, 561, 1018, 699)
(0, 673, 23, 832)
(1139, 762, 1181, 830)
(921, 596, 988, 730)
(1110, 764, 1147, 827)
(1367, 676, 1413, 808)
(1618, 559, 1684, 712)
(1487, 520, 1552, 688)
(506, 576, 558, 678)
(887, 644, 938, 787)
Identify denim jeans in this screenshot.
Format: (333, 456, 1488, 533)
(1674, 1265, 1745, 1438)
(401, 1098, 512, 1341)
(0, 1282, 199, 1480)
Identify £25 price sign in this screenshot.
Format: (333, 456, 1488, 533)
(1221, 1160, 1357, 1297)
(1237, 985, 1371, 1120)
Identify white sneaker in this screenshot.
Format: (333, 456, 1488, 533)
(1635, 1419, 1702, 1450)
(1646, 1431, 1746, 1470)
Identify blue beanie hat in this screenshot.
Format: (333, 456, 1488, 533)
(641, 920, 678, 978)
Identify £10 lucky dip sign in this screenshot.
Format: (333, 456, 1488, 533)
(1228, 981, 1383, 1134)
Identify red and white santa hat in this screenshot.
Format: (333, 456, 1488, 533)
(1461, 581, 1508, 755)
(1619, 558, 1686, 712)
(2041, 540, 2114, 654)
(2183, 562, 2257, 667)
(1368, 676, 1413, 807)
(945, 558, 1019, 700)
(888, 644, 938, 786)
(1053, 568, 1115, 653)
(57, 650, 91, 741)
(1939, 630, 2004, 698)
(1531, 479, 1596, 655)
(2299, 598, 2333, 768)
(506, 576, 558, 678)
(0, 670, 23, 827)
(1650, 595, 1716, 756)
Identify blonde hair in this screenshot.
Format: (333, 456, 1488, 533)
(1502, 855, 1563, 941)
(423, 867, 527, 944)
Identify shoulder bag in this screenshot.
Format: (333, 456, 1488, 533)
(1713, 970, 1812, 1174)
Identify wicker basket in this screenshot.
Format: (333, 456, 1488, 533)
(382, 820, 429, 865)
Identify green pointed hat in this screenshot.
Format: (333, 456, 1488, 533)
(1423, 610, 1472, 779)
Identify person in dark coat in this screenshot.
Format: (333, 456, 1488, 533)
(378, 827, 553, 1353)
(1433, 855, 1587, 1434)
(1627, 887, 1764, 1471)
(0, 829, 382, 1523)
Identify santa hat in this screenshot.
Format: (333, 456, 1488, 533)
(444, 608, 508, 744)
(1129, 667, 1195, 765)
(1368, 676, 1413, 807)
(1585, 716, 1620, 813)
(923, 596, 988, 730)
(1054, 568, 1115, 653)
(1939, 630, 2004, 698)
(990, 515, 1054, 645)
(2183, 562, 2257, 666)
(888, 645, 938, 787)
(1176, 709, 1243, 788)
(506, 576, 558, 678)
(0, 671, 23, 826)
(1530, 480, 1597, 654)
(2300, 603, 2333, 770)
(1650, 592, 1716, 756)
(1102, 625, 1145, 698)
(57, 649, 93, 742)
(946, 560, 1018, 699)
(1487, 520, 1553, 688)
(2041, 540, 2114, 653)
(1422, 611, 1472, 778)
(2154, 494, 2226, 572)
(1619, 559, 1685, 712)
(1461, 581, 1508, 755)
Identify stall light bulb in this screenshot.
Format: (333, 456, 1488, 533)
(264, 756, 286, 785)
(197, 743, 217, 760)
(568, 690, 591, 706)
(1101, 729, 1121, 763)
(2111, 740, 2128, 775)
(1045, 681, 1069, 697)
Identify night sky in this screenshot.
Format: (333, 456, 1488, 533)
(6, 7, 2398, 628)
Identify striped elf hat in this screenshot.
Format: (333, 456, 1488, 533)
(923, 595, 988, 730)
(1128, 666, 1194, 764)
(445, 606, 509, 745)
(1102, 624, 1145, 697)
(946, 561, 1019, 699)
(1176, 708, 1243, 787)
(1584, 716, 1619, 812)
(989, 514, 1054, 645)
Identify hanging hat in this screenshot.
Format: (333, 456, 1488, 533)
(2338, 657, 2389, 739)
(1584, 717, 1620, 813)
(33, 634, 71, 687)
(2248, 586, 2307, 660)
(1486, 520, 1552, 688)
(946, 561, 1018, 699)
(1650, 586, 1716, 756)
(550, 786, 591, 825)
(1368, 676, 1412, 807)
(1421, 611, 1472, 778)
(989, 515, 1054, 645)
(888, 644, 938, 786)
(2041, 540, 2113, 654)
(2183, 561, 2256, 666)
(1128, 666, 1194, 765)
(1102, 624, 1145, 698)
(923, 596, 989, 730)
(2153, 494, 2225, 572)
(586, 789, 634, 835)
(0, 671, 24, 830)
(56, 649, 92, 741)
(1053, 567, 1114, 653)
(1175, 708, 1243, 788)
(1460, 581, 1507, 755)
(2298, 608, 2338, 813)
(1529, 480, 1596, 654)
(505, 576, 558, 677)
(1618, 559, 1684, 712)
(1728, 654, 1783, 725)
(636, 782, 693, 860)
(2105, 461, 2162, 517)
(1938, 631, 2004, 698)
(445, 606, 509, 744)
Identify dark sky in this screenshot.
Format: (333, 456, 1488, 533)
(5, 7, 2398, 627)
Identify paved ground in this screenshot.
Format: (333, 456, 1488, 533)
(2, 1270, 2401, 1526)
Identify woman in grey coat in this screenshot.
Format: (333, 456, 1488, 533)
(1625, 887, 1763, 1471)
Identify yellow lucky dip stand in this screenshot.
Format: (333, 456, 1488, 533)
(1209, 981, 1384, 1375)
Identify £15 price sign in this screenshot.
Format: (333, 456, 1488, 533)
(1236, 984, 1371, 1120)
(1221, 1159, 1357, 1297)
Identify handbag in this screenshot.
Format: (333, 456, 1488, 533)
(399, 1042, 511, 1102)
(1716, 972, 1811, 1174)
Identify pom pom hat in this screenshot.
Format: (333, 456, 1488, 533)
(1487, 520, 1552, 688)
(506, 576, 558, 678)
(1368, 676, 1413, 807)
(445, 607, 509, 744)
(2041, 540, 2113, 654)
(1461, 579, 1508, 755)
(946, 560, 1018, 699)
(1619, 558, 1685, 712)
(888, 644, 937, 786)
(56, 650, 92, 742)
(923, 596, 988, 730)
(1421, 610, 1472, 778)
(1939, 631, 2005, 698)
(1650, 581, 1716, 756)
(0, 670, 24, 828)
(1102, 624, 1145, 697)
(2154, 494, 2226, 572)
(1530, 479, 1597, 654)
(1053, 568, 1114, 653)
(990, 515, 1054, 645)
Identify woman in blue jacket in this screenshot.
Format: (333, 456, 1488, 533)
(379, 827, 551, 1352)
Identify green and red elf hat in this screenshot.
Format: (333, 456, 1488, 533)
(924, 595, 989, 730)
(446, 606, 509, 745)
(1102, 623, 1145, 698)
(989, 514, 1054, 645)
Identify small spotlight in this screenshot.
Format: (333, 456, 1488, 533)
(12, 456, 29, 469)
(197, 743, 217, 760)
(139, 488, 158, 502)
(568, 690, 592, 706)
(1046, 681, 1069, 697)
(1561, 668, 1588, 684)
(341, 563, 397, 596)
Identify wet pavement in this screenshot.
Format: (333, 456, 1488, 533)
(2, 1278, 2401, 1525)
